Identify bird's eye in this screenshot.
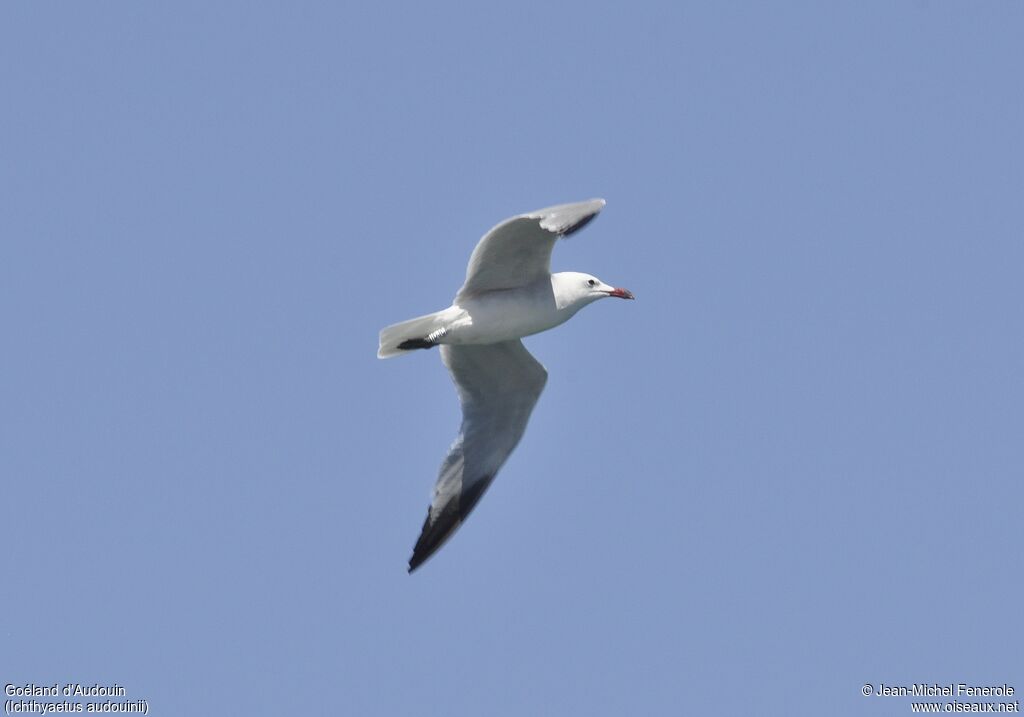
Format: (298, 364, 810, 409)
(587, 279, 596, 287)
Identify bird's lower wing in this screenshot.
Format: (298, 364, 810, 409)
(408, 341, 548, 572)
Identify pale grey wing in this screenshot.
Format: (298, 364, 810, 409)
(408, 340, 547, 572)
(455, 198, 605, 300)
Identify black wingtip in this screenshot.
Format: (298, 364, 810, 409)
(407, 507, 452, 574)
(408, 522, 433, 573)
(407, 540, 439, 574)
(397, 338, 436, 351)
(406, 475, 495, 574)
(559, 212, 597, 237)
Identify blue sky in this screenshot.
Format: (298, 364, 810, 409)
(3, 2, 1021, 715)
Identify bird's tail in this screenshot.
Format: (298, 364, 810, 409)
(378, 310, 449, 358)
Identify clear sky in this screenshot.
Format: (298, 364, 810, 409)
(3, 2, 1021, 715)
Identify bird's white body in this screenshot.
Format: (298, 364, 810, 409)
(406, 273, 607, 350)
(378, 199, 633, 572)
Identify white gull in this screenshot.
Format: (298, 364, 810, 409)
(378, 199, 634, 572)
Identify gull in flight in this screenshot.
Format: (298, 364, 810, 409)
(378, 199, 634, 572)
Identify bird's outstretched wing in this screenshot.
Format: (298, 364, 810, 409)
(455, 199, 605, 300)
(408, 340, 547, 572)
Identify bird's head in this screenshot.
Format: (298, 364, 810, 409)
(553, 271, 635, 311)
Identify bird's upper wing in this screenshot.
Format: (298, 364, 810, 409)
(455, 199, 605, 300)
(408, 340, 548, 572)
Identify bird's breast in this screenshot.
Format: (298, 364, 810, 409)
(450, 285, 567, 345)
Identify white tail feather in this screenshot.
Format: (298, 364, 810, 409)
(378, 310, 448, 358)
